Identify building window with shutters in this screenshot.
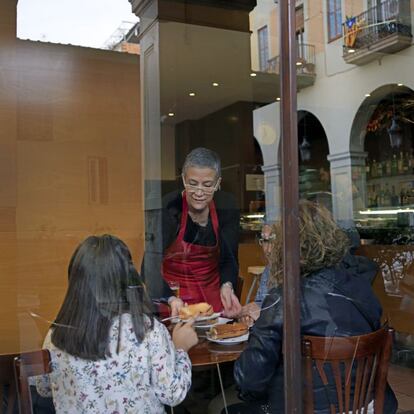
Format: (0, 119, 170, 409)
(258, 25, 269, 71)
(327, 0, 342, 42)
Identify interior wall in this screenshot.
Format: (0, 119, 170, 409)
(0, 1, 143, 353)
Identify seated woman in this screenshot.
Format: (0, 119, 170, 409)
(229, 200, 398, 414)
(239, 223, 276, 325)
(36, 234, 198, 414)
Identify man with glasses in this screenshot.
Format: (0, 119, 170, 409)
(143, 147, 241, 317)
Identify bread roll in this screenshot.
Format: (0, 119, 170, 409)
(179, 302, 213, 320)
(209, 322, 248, 340)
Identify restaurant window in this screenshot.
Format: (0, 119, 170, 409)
(258, 25, 269, 71)
(327, 0, 342, 41)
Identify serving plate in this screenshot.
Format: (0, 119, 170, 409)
(171, 312, 222, 324)
(206, 332, 249, 345)
(194, 317, 232, 329)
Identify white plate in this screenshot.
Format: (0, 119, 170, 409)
(171, 312, 222, 324)
(206, 332, 249, 345)
(194, 317, 232, 329)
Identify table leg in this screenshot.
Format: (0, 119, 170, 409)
(216, 363, 229, 414)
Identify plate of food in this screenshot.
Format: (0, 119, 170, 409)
(174, 302, 220, 323)
(206, 322, 249, 345)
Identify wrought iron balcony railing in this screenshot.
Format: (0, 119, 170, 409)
(343, 0, 412, 53)
(267, 43, 316, 77)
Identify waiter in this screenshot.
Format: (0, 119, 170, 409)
(143, 147, 241, 317)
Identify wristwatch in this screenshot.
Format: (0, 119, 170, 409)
(221, 281, 234, 291)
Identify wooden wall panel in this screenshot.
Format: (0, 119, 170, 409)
(0, 1, 144, 353)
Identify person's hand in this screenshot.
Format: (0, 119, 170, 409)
(172, 317, 199, 352)
(238, 302, 260, 327)
(220, 285, 242, 318)
(169, 297, 184, 317)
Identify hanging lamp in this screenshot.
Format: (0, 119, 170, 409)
(388, 93, 403, 149)
(299, 114, 311, 161)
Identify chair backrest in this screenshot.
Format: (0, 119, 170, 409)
(235, 275, 244, 302)
(0, 353, 19, 414)
(302, 327, 393, 414)
(14, 349, 52, 414)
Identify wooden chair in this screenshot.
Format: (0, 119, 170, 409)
(302, 327, 394, 414)
(14, 349, 52, 414)
(0, 353, 18, 414)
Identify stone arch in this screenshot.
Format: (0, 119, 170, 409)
(349, 83, 414, 153)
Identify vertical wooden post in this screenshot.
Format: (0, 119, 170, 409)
(279, 0, 302, 413)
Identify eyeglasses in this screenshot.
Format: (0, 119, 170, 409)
(258, 234, 276, 246)
(182, 176, 221, 195)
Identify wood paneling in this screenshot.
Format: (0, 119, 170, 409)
(0, 1, 144, 353)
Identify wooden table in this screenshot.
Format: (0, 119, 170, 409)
(189, 337, 246, 367)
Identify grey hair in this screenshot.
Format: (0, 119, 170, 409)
(182, 147, 221, 177)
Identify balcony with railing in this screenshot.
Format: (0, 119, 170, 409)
(342, 0, 412, 65)
(267, 43, 316, 88)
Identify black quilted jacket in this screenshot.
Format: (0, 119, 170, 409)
(233, 261, 398, 414)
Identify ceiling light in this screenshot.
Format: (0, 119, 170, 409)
(168, 112, 175, 117)
(348, 48, 356, 53)
(296, 61, 302, 66)
(189, 92, 196, 97)
(250, 72, 257, 77)
(365, 93, 371, 97)
(398, 83, 403, 86)
(212, 82, 219, 87)
(276, 97, 281, 101)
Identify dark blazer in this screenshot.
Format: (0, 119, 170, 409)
(141, 190, 240, 299)
(233, 264, 397, 414)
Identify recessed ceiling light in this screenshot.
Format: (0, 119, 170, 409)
(189, 92, 196, 97)
(365, 93, 371, 97)
(212, 82, 219, 87)
(296, 61, 302, 66)
(250, 73, 257, 77)
(276, 97, 281, 101)
(168, 112, 175, 117)
(398, 83, 403, 86)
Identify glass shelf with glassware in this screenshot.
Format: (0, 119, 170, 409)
(366, 150, 414, 180)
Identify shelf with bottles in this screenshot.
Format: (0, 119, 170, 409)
(366, 179, 414, 209)
(366, 150, 414, 181)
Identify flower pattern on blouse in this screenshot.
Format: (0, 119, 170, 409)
(36, 315, 192, 414)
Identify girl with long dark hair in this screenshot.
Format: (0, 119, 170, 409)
(36, 234, 198, 413)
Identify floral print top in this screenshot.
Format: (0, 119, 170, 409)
(36, 315, 192, 414)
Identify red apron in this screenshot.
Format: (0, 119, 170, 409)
(162, 193, 222, 312)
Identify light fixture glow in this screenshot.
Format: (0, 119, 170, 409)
(245, 214, 265, 219)
(250, 72, 257, 77)
(365, 93, 371, 97)
(168, 112, 175, 117)
(398, 83, 403, 86)
(348, 48, 356, 53)
(189, 92, 196, 97)
(359, 209, 414, 215)
(276, 97, 281, 101)
(296, 61, 303, 66)
(212, 82, 219, 87)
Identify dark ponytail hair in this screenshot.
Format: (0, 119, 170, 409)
(51, 234, 154, 360)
